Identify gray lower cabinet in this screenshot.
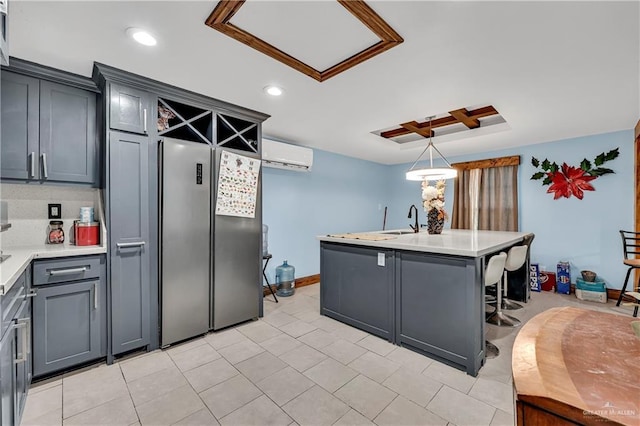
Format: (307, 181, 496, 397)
(0, 268, 32, 426)
(32, 255, 106, 377)
(108, 131, 150, 355)
(109, 83, 151, 135)
(396, 251, 483, 375)
(320, 243, 395, 341)
(0, 69, 99, 185)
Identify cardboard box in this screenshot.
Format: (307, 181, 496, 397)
(529, 263, 540, 292)
(539, 271, 556, 292)
(575, 278, 607, 303)
(557, 261, 571, 294)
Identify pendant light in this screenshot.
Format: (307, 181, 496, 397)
(405, 116, 458, 181)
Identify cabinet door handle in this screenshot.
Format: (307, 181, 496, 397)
(116, 241, 145, 248)
(94, 283, 99, 310)
(30, 152, 36, 178)
(49, 267, 87, 276)
(143, 108, 148, 133)
(41, 153, 48, 179)
(14, 322, 27, 364)
(26, 290, 38, 298)
(17, 318, 31, 356)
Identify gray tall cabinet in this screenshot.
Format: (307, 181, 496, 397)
(93, 63, 269, 355)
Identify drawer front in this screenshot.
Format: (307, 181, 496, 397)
(33, 256, 101, 285)
(1, 269, 26, 337)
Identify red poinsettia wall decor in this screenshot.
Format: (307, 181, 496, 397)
(530, 148, 619, 200)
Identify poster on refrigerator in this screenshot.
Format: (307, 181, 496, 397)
(215, 150, 261, 218)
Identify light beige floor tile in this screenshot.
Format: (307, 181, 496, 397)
(237, 320, 282, 343)
(120, 350, 175, 382)
(199, 374, 262, 419)
(427, 386, 496, 426)
(218, 339, 265, 365)
(374, 395, 448, 425)
(355, 335, 395, 357)
(279, 299, 317, 316)
(310, 316, 344, 333)
(320, 339, 367, 365)
(166, 338, 208, 355)
(183, 357, 239, 393)
(282, 386, 350, 426)
(385, 347, 434, 373)
(27, 377, 62, 395)
(220, 394, 292, 426)
(279, 344, 328, 372)
(294, 284, 320, 297)
(333, 409, 374, 426)
(63, 364, 128, 419)
(260, 333, 302, 356)
(21, 384, 62, 423)
(235, 351, 288, 383)
(205, 329, 249, 350)
(490, 409, 515, 426)
(348, 351, 401, 383)
(303, 358, 358, 393)
(256, 366, 314, 406)
(297, 328, 339, 350)
(422, 361, 478, 393)
(280, 320, 318, 338)
(479, 352, 513, 385)
(128, 366, 189, 406)
(383, 367, 443, 407)
(291, 309, 322, 323)
(21, 407, 62, 426)
(65, 396, 138, 425)
(169, 343, 221, 372)
(173, 408, 220, 425)
(136, 384, 205, 426)
(469, 377, 515, 413)
(263, 311, 298, 328)
(334, 375, 397, 420)
(330, 325, 368, 344)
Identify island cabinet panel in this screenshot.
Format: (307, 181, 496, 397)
(320, 243, 395, 341)
(395, 251, 484, 375)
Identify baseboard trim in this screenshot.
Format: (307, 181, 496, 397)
(262, 273, 320, 296)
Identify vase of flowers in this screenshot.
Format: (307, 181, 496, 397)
(422, 179, 447, 234)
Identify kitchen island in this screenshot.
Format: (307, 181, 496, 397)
(318, 229, 530, 376)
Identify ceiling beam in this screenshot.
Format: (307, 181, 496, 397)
(449, 108, 480, 129)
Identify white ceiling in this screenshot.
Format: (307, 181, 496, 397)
(7, 1, 639, 164)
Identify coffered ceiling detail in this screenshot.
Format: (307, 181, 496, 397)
(205, 0, 403, 82)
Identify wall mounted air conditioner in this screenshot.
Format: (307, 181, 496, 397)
(262, 138, 313, 172)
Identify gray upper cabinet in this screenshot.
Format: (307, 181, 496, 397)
(0, 69, 99, 186)
(0, 72, 39, 180)
(39, 80, 97, 183)
(109, 84, 151, 135)
(109, 131, 150, 355)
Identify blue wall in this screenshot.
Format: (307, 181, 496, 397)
(387, 130, 634, 289)
(262, 149, 390, 281)
(263, 130, 634, 289)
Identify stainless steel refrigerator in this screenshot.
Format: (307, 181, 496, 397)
(160, 138, 261, 346)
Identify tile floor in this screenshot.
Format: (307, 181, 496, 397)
(21, 284, 634, 426)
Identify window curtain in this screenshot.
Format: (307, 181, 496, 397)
(452, 165, 519, 231)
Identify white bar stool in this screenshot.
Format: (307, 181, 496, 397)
(501, 246, 528, 310)
(484, 252, 508, 357)
(487, 251, 521, 328)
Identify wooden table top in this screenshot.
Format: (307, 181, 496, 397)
(512, 307, 640, 425)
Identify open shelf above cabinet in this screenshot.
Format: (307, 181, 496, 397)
(216, 114, 258, 153)
(157, 98, 213, 144)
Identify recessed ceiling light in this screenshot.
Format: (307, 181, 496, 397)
(264, 85, 284, 97)
(126, 27, 157, 46)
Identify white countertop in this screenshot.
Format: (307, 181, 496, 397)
(318, 229, 530, 257)
(0, 243, 107, 295)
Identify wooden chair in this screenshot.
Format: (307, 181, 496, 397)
(616, 230, 640, 317)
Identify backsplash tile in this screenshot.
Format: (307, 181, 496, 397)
(0, 184, 101, 247)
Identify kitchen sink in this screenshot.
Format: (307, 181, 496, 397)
(380, 230, 415, 235)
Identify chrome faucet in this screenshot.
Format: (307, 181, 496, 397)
(408, 204, 419, 233)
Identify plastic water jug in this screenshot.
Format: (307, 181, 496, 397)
(262, 224, 269, 256)
(275, 260, 295, 297)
